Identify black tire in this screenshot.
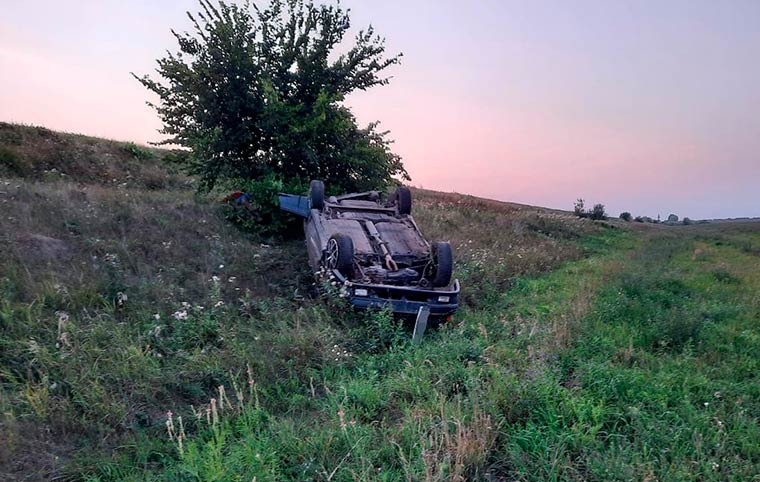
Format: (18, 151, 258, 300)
(394, 186, 412, 215)
(431, 241, 453, 287)
(325, 234, 354, 279)
(310, 180, 325, 210)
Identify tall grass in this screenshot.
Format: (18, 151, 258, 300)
(3, 148, 760, 481)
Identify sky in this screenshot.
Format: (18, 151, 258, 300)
(1, 0, 759, 219)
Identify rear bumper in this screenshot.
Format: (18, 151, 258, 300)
(333, 272, 460, 316)
(350, 296, 459, 316)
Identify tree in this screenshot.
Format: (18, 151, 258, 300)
(667, 214, 679, 223)
(134, 0, 408, 194)
(590, 204, 607, 220)
(619, 212, 632, 222)
(574, 199, 586, 218)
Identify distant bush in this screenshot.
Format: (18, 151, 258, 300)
(634, 216, 644, 223)
(123, 142, 155, 161)
(667, 214, 679, 223)
(589, 204, 607, 221)
(619, 212, 632, 222)
(573, 199, 586, 218)
(573, 199, 606, 220)
(683, 217, 692, 225)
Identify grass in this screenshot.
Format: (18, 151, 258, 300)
(2, 124, 760, 481)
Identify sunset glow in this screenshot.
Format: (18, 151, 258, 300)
(2, 0, 759, 219)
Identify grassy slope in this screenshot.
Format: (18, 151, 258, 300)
(1, 124, 760, 481)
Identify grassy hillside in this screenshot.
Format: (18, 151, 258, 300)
(1, 125, 760, 481)
(0, 122, 190, 189)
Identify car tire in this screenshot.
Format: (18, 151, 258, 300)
(310, 180, 325, 210)
(325, 234, 354, 279)
(431, 241, 453, 287)
(394, 186, 412, 215)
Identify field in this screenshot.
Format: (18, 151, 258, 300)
(2, 123, 760, 481)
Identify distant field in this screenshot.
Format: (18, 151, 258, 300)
(1, 124, 759, 481)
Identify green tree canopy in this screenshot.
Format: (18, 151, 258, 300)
(135, 0, 408, 193)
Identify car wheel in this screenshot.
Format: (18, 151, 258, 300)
(431, 241, 453, 287)
(325, 234, 354, 279)
(310, 180, 325, 210)
(393, 186, 412, 215)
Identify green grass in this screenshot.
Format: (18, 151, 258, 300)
(2, 131, 760, 480)
(63, 226, 760, 482)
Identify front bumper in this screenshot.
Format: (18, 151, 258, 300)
(332, 271, 460, 316)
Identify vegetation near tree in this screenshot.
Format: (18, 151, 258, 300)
(589, 203, 607, 220)
(619, 211, 632, 222)
(574, 198, 586, 217)
(134, 0, 408, 197)
(668, 213, 679, 223)
(573, 198, 607, 220)
(683, 217, 692, 225)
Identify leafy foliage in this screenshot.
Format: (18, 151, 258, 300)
(122, 142, 155, 161)
(619, 211, 632, 222)
(220, 174, 308, 235)
(589, 203, 607, 220)
(573, 199, 607, 220)
(573, 198, 585, 217)
(134, 0, 408, 194)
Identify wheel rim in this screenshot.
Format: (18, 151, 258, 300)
(326, 238, 339, 269)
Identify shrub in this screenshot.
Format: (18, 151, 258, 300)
(683, 217, 692, 225)
(219, 175, 309, 236)
(619, 212, 632, 222)
(123, 142, 155, 161)
(667, 214, 679, 223)
(573, 199, 586, 218)
(573, 199, 606, 220)
(589, 204, 607, 221)
(162, 150, 190, 165)
(0, 146, 23, 175)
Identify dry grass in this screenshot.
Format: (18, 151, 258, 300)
(0, 122, 190, 189)
(0, 180, 309, 305)
(413, 188, 598, 276)
(418, 401, 501, 482)
(411, 188, 609, 307)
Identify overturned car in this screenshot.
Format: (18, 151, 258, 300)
(279, 181, 460, 319)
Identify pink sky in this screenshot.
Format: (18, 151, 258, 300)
(2, 0, 759, 219)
